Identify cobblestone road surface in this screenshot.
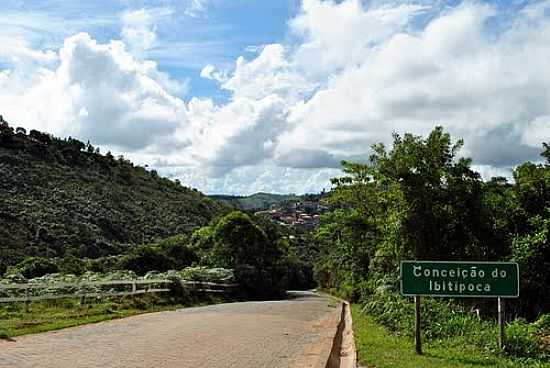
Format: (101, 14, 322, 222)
(0, 291, 339, 368)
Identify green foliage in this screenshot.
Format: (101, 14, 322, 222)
(352, 305, 545, 368)
(56, 255, 87, 275)
(7, 257, 59, 279)
(313, 129, 550, 364)
(316, 128, 550, 321)
(0, 125, 229, 272)
(191, 211, 310, 298)
(505, 319, 547, 359)
(119, 245, 173, 275)
(316, 127, 492, 300)
(361, 287, 550, 361)
(209, 192, 305, 211)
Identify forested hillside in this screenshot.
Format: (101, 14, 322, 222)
(0, 119, 228, 274)
(209, 193, 303, 211)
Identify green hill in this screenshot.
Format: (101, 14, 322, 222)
(209, 192, 324, 211)
(0, 119, 229, 274)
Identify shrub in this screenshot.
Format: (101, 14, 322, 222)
(7, 257, 59, 279)
(505, 319, 545, 359)
(118, 246, 172, 275)
(57, 256, 87, 275)
(155, 235, 198, 269)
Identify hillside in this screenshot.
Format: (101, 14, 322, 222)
(0, 119, 229, 274)
(209, 192, 324, 211)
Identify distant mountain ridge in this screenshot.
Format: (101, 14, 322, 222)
(0, 118, 229, 274)
(209, 192, 323, 211)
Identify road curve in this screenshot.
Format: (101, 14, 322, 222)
(0, 291, 340, 368)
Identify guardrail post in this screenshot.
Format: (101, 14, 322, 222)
(24, 286, 30, 313)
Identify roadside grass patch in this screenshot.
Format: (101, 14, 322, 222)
(352, 305, 550, 368)
(0, 293, 228, 338)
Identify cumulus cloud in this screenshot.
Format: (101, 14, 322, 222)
(121, 9, 158, 52)
(0, 33, 187, 152)
(3, 0, 550, 194)
(275, 0, 550, 173)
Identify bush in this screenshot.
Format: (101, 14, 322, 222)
(118, 246, 172, 275)
(7, 257, 59, 279)
(235, 265, 287, 300)
(57, 256, 87, 275)
(155, 235, 198, 269)
(505, 319, 545, 359)
(533, 314, 550, 335)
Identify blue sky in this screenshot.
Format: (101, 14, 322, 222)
(0, 0, 297, 102)
(1, 0, 550, 194)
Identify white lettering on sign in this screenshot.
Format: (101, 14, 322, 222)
(429, 280, 492, 293)
(412, 265, 493, 280)
(492, 268, 507, 278)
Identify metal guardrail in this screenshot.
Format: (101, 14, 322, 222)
(0, 279, 239, 303)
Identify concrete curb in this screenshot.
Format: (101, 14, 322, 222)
(326, 301, 357, 368)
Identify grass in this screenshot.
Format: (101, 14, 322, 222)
(0, 293, 226, 338)
(352, 305, 550, 368)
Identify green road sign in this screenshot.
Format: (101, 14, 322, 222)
(400, 261, 519, 298)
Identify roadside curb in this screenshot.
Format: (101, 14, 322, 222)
(326, 300, 357, 368)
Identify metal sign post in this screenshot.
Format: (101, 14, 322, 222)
(400, 260, 519, 354)
(498, 297, 506, 350)
(415, 295, 422, 355)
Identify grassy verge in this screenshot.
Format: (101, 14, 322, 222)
(352, 305, 550, 368)
(0, 293, 227, 338)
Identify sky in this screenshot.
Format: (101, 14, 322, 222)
(0, 0, 549, 195)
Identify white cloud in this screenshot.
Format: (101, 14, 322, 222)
(275, 1, 550, 171)
(290, 0, 427, 76)
(200, 64, 228, 83)
(3, 0, 550, 195)
(185, 0, 210, 18)
(0, 33, 187, 152)
(522, 116, 550, 148)
(121, 7, 173, 54)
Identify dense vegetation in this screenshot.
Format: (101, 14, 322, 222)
(314, 127, 550, 362)
(0, 119, 228, 275)
(0, 119, 315, 299)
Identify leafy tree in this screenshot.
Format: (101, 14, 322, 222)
(192, 211, 288, 298)
(155, 235, 198, 269)
(208, 211, 283, 269)
(509, 145, 550, 318)
(119, 245, 172, 275)
(315, 127, 500, 300)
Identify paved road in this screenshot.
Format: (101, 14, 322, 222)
(0, 291, 340, 368)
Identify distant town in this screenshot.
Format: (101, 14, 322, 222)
(255, 200, 329, 229)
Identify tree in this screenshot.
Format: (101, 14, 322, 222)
(542, 142, 550, 163)
(193, 211, 287, 298)
(209, 211, 282, 269)
(29, 129, 51, 145)
(119, 245, 172, 275)
(508, 144, 550, 318)
(315, 127, 497, 300)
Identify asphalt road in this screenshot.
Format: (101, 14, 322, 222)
(0, 291, 340, 368)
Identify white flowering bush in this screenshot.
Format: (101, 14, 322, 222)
(0, 267, 235, 301)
